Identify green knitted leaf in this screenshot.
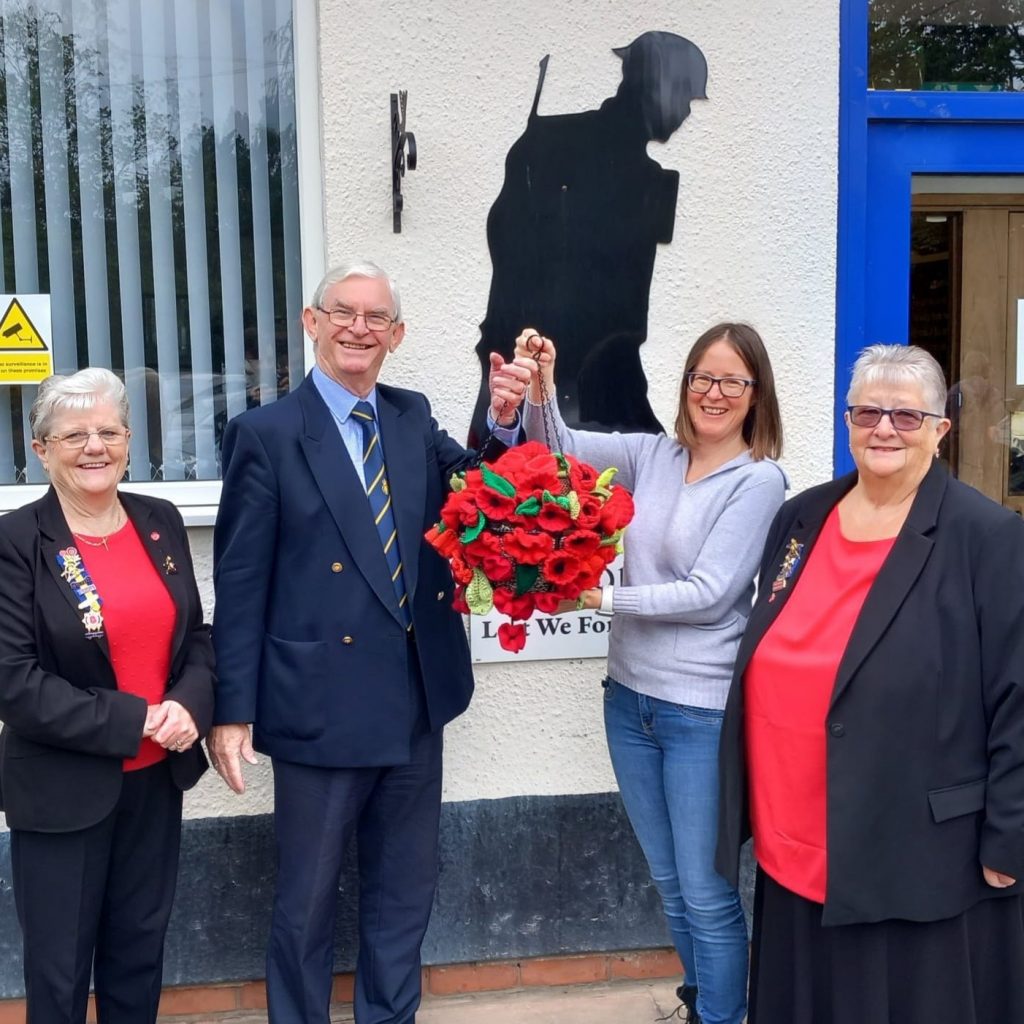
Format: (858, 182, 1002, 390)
(480, 463, 516, 497)
(461, 510, 487, 544)
(515, 496, 542, 516)
(595, 466, 619, 490)
(567, 491, 581, 519)
(600, 528, 624, 548)
(515, 563, 540, 596)
(541, 489, 571, 510)
(465, 568, 494, 615)
(449, 472, 467, 492)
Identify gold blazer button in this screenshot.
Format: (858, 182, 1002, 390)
(436, 590, 445, 600)
(342, 636, 354, 645)
(331, 562, 344, 573)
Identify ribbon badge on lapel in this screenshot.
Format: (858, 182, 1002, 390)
(769, 538, 804, 603)
(56, 546, 105, 639)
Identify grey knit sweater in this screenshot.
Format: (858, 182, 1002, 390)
(523, 396, 787, 710)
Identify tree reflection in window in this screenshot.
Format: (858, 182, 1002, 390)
(870, 0, 1024, 91)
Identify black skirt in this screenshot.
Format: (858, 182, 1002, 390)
(749, 870, 1024, 1024)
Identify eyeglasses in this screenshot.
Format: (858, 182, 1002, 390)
(686, 372, 756, 398)
(45, 428, 129, 449)
(316, 306, 396, 332)
(846, 405, 944, 431)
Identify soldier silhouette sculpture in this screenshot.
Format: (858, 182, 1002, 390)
(469, 31, 708, 443)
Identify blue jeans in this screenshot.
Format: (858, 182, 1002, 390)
(604, 677, 748, 1024)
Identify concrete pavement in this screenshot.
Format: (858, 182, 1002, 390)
(160, 979, 686, 1023)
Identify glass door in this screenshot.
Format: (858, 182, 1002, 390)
(908, 189, 1024, 512)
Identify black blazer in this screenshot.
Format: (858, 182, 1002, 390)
(716, 460, 1024, 926)
(0, 489, 215, 832)
(212, 374, 504, 767)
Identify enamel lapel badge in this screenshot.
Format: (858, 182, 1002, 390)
(769, 538, 804, 603)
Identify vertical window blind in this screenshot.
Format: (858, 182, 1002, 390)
(0, 0, 303, 484)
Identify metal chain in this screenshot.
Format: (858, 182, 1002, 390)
(468, 334, 564, 468)
(529, 334, 564, 454)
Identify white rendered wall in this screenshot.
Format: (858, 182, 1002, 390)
(75, 1, 837, 828)
(177, 0, 840, 822)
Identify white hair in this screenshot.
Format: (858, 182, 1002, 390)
(310, 261, 402, 322)
(847, 344, 947, 416)
(30, 368, 130, 440)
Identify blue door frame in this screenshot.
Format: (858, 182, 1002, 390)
(836, 2, 1024, 475)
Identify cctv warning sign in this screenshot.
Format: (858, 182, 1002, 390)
(0, 295, 53, 383)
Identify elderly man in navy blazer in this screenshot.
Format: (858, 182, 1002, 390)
(208, 262, 530, 1024)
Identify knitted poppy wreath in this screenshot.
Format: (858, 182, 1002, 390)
(425, 440, 635, 653)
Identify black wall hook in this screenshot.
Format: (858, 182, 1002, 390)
(390, 91, 417, 233)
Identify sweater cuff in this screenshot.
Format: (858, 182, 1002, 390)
(611, 586, 642, 615)
(596, 586, 615, 616)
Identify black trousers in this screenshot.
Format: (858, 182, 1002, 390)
(11, 759, 183, 1024)
(266, 662, 443, 1024)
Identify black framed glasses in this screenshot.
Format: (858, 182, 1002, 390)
(686, 372, 756, 398)
(316, 306, 395, 332)
(45, 428, 129, 449)
(847, 405, 944, 431)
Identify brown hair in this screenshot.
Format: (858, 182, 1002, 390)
(673, 322, 783, 461)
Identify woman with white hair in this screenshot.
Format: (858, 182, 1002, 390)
(0, 368, 214, 1023)
(717, 344, 1024, 1022)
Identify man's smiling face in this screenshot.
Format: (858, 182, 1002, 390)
(304, 275, 405, 397)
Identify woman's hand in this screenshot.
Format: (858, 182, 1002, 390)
(552, 589, 602, 614)
(487, 352, 534, 426)
(149, 699, 199, 753)
(983, 865, 1017, 888)
(143, 703, 168, 739)
(514, 329, 556, 403)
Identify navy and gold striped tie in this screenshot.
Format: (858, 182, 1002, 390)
(351, 401, 412, 628)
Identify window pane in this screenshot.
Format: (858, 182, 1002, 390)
(909, 211, 962, 472)
(870, 0, 1024, 91)
(0, 0, 303, 484)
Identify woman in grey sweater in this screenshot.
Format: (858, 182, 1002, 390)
(512, 324, 785, 1024)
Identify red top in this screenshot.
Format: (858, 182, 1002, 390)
(744, 506, 895, 903)
(74, 520, 177, 772)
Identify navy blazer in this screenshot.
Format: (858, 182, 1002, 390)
(0, 489, 214, 832)
(716, 460, 1024, 926)
(212, 374, 494, 767)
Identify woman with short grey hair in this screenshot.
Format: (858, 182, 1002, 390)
(30, 367, 130, 439)
(718, 343, 1024, 1022)
(846, 342, 948, 418)
(0, 367, 215, 1023)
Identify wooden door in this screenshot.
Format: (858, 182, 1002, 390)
(915, 196, 1024, 512)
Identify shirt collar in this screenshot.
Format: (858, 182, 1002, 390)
(312, 365, 378, 422)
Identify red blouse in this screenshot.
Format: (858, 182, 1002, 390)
(74, 520, 176, 771)
(744, 506, 895, 903)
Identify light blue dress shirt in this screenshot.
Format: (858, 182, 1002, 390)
(311, 365, 519, 490)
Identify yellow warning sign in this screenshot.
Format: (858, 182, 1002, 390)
(0, 298, 47, 350)
(0, 295, 53, 384)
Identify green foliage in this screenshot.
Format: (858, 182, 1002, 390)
(869, 1, 1024, 90)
